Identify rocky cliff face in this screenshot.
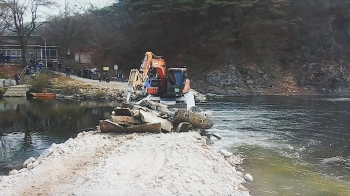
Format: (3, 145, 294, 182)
(189, 0, 350, 96)
(205, 64, 267, 95)
(193, 59, 350, 96)
(296, 61, 350, 94)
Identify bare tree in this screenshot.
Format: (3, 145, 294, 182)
(0, 3, 11, 35)
(42, 0, 90, 57)
(0, 0, 54, 66)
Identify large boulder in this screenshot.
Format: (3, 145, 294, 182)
(172, 106, 213, 129)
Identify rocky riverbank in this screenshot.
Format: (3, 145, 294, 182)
(1, 130, 252, 196)
(31, 72, 207, 102)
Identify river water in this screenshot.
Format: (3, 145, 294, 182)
(199, 96, 350, 196)
(0, 98, 115, 175)
(1, 96, 350, 195)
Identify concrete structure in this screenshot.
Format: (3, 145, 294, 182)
(3, 85, 30, 97)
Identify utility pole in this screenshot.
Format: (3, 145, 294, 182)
(44, 37, 47, 68)
(39, 35, 47, 68)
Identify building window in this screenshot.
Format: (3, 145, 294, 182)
(49, 49, 57, 59)
(17, 49, 21, 56)
(11, 50, 16, 56)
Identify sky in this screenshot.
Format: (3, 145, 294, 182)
(65, 0, 114, 9)
(34, 0, 115, 21)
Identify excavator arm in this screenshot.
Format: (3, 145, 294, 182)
(141, 51, 167, 87)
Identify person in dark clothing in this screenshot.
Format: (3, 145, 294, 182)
(15, 75, 20, 85)
(58, 62, 62, 72)
(5, 56, 10, 64)
(39, 61, 44, 70)
(77, 69, 82, 77)
(121, 73, 125, 82)
(66, 66, 71, 77)
(102, 72, 106, 81)
(0, 54, 4, 64)
(48, 62, 53, 70)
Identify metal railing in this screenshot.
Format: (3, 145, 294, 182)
(18, 65, 29, 84)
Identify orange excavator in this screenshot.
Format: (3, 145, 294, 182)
(127, 51, 194, 109)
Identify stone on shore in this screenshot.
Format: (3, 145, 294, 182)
(9, 169, 18, 175)
(40, 148, 54, 158)
(18, 168, 28, 173)
(244, 173, 254, 182)
(140, 109, 173, 132)
(175, 122, 192, 132)
(23, 157, 36, 168)
(125, 122, 161, 133)
(112, 108, 132, 116)
(110, 115, 141, 127)
(99, 120, 126, 133)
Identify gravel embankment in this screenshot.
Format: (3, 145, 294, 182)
(0, 131, 251, 196)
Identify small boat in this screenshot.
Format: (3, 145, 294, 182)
(33, 93, 56, 99)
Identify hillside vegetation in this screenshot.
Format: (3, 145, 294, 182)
(41, 0, 350, 95)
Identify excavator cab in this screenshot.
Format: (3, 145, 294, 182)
(165, 68, 187, 97)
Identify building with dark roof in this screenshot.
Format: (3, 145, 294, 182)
(0, 36, 59, 64)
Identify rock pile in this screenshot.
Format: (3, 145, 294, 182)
(100, 100, 214, 134)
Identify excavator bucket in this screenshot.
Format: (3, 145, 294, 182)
(128, 69, 143, 90)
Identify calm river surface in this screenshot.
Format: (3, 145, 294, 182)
(1, 96, 350, 195)
(0, 98, 114, 175)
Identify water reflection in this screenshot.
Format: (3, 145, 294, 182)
(0, 98, 115, 174)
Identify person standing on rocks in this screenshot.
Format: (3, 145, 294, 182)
(102, 72, 106, 81)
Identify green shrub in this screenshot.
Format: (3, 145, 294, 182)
(0, 87, 6, 94)
(29, 73, 52, 92)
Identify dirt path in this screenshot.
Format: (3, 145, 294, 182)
(0, 131, 250, 196)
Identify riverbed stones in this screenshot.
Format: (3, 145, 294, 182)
(23, 157, 36, 168)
